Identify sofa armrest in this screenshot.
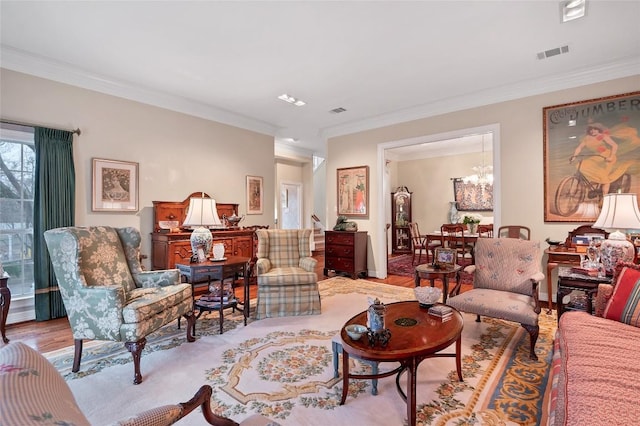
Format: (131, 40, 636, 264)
(133, 269, 180, 288)
(594, 283, 614, 317)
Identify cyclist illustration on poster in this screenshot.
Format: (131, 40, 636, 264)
(543, 92, 640, 222)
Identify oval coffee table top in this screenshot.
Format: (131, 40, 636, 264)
(340, 301, 463, 362)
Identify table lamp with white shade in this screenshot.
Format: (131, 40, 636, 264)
(182, 193, 222, 262)
(593, 192, 640, 273)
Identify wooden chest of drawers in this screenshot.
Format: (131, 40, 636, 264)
(324, 231, 367, 279)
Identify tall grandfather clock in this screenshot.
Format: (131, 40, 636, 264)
(391, 186, 412, 254)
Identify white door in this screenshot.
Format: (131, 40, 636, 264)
(280, 182, 302, 229)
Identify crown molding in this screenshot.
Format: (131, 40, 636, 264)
(321, 57, 640, 139)
(0, 46, 279, 137)
(275, 142, 314, 163)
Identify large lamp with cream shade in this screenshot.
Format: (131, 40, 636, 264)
(593, 193, 640, 273)
(182, 193, 222, 262)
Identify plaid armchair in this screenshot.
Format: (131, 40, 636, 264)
(43, 226, 196, 384)
(447, 237, 544, 360)
(254, 229, 321, 319)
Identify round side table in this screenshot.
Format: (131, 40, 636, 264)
(414, 264, 462, 303)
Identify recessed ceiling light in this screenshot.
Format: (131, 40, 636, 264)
(278, 93, 306, 107)
(560, 0, 586, 23)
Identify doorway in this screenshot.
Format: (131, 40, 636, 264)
(377, 124, 501, 278)
(280, 182, 302, 229)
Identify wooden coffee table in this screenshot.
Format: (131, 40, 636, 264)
(339, 301, 463, 426)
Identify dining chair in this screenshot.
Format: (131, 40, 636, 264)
(498, 225, 531, 240)
(409, 222, 440, 265)
(440, 224, 474, 264)
(477, 224, 494, 237)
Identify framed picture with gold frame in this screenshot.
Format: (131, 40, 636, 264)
(246, 175, 263, 215)
(543, 91, 640, 222)
(434, 248, 456, 269)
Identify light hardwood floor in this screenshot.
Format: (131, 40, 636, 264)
(6, 252, 425, 353)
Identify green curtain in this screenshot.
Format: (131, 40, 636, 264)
(33, 127, 75, 321)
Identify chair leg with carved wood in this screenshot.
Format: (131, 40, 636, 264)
(125, 339, 147, 385)
(522, 324, 539, 361)
(184, 311, 196, 342)
(72, 339, 83, 373)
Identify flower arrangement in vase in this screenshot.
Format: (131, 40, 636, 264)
(462, 213, 483, 234)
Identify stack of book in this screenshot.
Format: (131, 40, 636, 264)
(428, 305, 453, 321)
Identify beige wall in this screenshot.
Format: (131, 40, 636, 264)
(0, 68, 275, 269)
(327, 75, 640, 302)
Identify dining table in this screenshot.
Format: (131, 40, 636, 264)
(425, 230, 484, 246)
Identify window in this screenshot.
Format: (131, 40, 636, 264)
(0, 124, 35, 299)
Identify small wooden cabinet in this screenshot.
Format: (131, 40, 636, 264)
(151, 193, 255, 270)
(324, 231, 368, 279)
(391, 188, 412, 254)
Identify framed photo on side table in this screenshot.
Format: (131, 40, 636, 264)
(543, 91, 640, 222)
(434, 248, 456, 270)
(92, 158, 139, 212)
(247, 175, 263, 214)
(337, 165, 369, 217)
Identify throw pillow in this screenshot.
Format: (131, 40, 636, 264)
(604, 264, 640, 327)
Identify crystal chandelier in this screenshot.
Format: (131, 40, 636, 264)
(462, 134, 493, 186)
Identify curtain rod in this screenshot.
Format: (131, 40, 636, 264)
(0, 119, 81, 136)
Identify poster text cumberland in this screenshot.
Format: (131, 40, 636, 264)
(548, 95, 640, 125)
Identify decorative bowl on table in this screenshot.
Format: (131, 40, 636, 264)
(345, 324, 367, 341)
(223, 213, 245, 227)
(414, 287, 442, 308)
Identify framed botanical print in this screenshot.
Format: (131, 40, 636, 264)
(92, 158, 139, 212)
(337, 165, 369, 217)
(543, 91, 640, 222)
(246, 175, 263, 214)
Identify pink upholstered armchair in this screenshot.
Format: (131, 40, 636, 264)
(446, 237, 544, 360)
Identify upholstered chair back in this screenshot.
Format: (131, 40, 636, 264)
(46, 226, 137, 295)
(256, 229, 313, 269)
(472, 237, 541, 296)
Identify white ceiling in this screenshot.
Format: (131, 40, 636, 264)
(1, 1, 639, 156)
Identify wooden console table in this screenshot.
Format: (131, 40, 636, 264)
(151, 193, 255, 270)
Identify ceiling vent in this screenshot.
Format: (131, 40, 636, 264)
(537, 45, 569, 60)
(329, 107, 347, 114)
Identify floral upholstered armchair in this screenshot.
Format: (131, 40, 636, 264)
(446, 237, 544, 360)
(254, 229, 321, 319)
(43, 226, 196, 384)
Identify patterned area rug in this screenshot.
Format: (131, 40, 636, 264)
(46, 277, 556, 426)
(388, 254, 473, 284)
